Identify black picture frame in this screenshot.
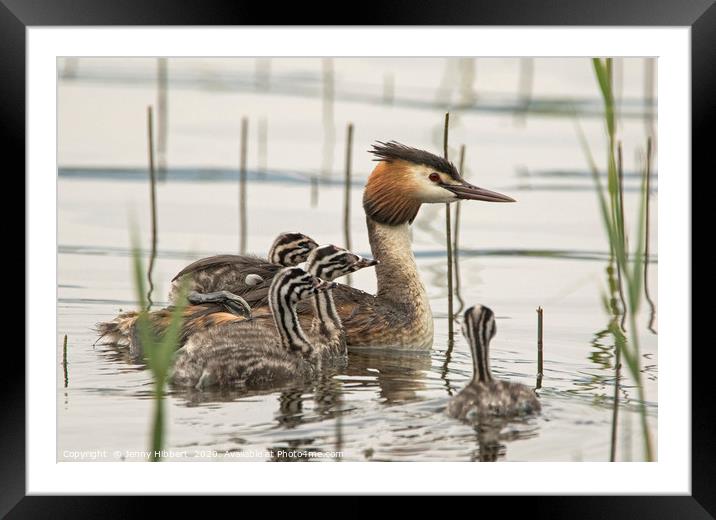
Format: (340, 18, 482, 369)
(7, 0, 711, 514)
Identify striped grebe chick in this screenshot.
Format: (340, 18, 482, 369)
(170, 267, 335, 390)
(299, 244, 377, 357)
(447, 305, 540, 421)
(167, 232, 318, 303)
(168, 142, 514, 350)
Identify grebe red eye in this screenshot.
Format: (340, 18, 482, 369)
(429, 172, 441, 183)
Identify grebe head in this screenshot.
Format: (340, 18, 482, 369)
(268, 232, 319, 266)
(306, 244, 379, 281)
(270, 266, 336, 307)
(364, 141, 515, 226)
(462, 305, 497, 383)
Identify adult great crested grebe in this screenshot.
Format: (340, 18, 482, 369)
(447, 305, 540, 421)
(170, 267, 333, 390)
(169, 141, 515, 350)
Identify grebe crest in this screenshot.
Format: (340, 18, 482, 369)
(364, 141, 515, 226)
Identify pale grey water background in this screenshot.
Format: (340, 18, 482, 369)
(57, 58, 657, 461)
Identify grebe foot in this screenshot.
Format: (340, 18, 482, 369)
(195, 368, 216, 390)
(187, 290, 252, 318)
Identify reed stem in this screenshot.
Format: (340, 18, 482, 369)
(156, 58, 168, 182)
(516, 57, 534, 124)
(310, 176, 318, 207)
(258, 117, 268, 179)
(443, 112, 454, 344)
(609, 318, 622, 461)
(321, 58, 335, 182)
(536, 307, 544, 390)
(62, 334, 68, 388)
(453, 144, 466, 317)
(616, 142, 628, 330)
(643, 137, 656, 333)
(146, 106, 157, 310)
(383, 73, 395, 105)
(344, 123, 354, 286)
(239, 117, 248, 254)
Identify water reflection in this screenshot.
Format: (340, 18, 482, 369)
(344, 350, 432, 404)
(464, 418, 541, 462)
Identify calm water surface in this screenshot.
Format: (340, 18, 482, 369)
(57, 176, 657, 462)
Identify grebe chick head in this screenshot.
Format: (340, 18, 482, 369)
(269, 266, 336, 309)
(364, 141, 515, 226)
(306, 244, 379, 281)
(462, 305, 497, 383)
(268, 232, 319, 266)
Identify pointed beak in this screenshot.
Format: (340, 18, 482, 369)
(355, 257, 379, 269)
(443, 180, 516, 203)
(345, 257, 379, 275)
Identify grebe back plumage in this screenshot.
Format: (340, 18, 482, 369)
(167, 232, 318, 303)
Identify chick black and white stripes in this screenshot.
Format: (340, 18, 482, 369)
(268, 267, 320, 355)
(461, 304, 496, 384)
(267, 232, 319, 266)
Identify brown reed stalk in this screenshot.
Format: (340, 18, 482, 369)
(536, 307, 544, 390)
(146, 106, 158, 309)
(156, 58, 168, 182)
(310, 175, 318, 207)
(62, 334, 68, 388)
(443, 112, 454, 344)
(344, 123, 354, 286)
(239, 117, 248, 254)
(258, 116, 268, 179)
(453, 144, 466, 317)
(643, 137, 656, 333)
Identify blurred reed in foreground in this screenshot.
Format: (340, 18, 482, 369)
(130, 230, 187, 462)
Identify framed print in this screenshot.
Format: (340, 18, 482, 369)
(7, 0, 713, 513)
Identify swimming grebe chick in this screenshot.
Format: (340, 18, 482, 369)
(167, 232, 318, 303)
(447, 305, 540, 421)
(170, 267, 335, 390)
